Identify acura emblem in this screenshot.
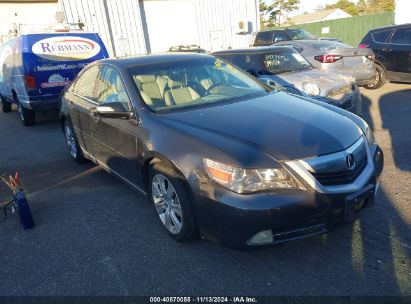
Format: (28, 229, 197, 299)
(346, 153, 355, 168)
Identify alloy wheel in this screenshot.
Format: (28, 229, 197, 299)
(65, 123, 78, 159)
(151, 173, 183, 234)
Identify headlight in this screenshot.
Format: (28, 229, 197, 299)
(203, 159, 304, 193)
(302, 82, 320, 96)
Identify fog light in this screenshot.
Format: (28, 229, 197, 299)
(247, 230, 274, 245)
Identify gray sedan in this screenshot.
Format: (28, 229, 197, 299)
(275, 40, 376, 86)
(213, 46, 363, 115)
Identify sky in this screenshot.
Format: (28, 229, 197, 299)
(279, 0, 359, 17)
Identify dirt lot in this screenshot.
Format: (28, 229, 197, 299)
(0, 83, 410, 296)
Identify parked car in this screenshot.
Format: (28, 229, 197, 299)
(275, 40, 376, 87)
(0, 31, 109, 125)
(60, 53, 383, 249)
(213, 46, 362, 114)
(359, 23, 411, 89)
(252, 28, 341, 47)
(168, 45, 208, 54)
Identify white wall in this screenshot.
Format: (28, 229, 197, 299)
(61, 0, 259, 56)
(395, 0, 411, 24)
(323, 9, 351, 21)
(0, 3, 59, 43)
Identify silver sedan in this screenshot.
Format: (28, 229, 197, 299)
(276, 40, 376, 87)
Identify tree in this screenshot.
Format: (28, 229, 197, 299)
(365, 0, 394, 13)
(263, 0, 300, 26)
(325, 0, 359, 16)
(357, 0, 368, 15)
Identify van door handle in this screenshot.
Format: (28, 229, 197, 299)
(382, 48, 392, 52)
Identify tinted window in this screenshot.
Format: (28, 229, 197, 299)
(94, 66, 131, 111)
(259, 48, 311, 74)
(391, 27, 411, 45)
(219, 54, 263, 72)
(371, 29, 392, 43)
(273, 31, 288, 42)
(255, 31, 273, 44)
(285, 29, 316, 40)
(72, 65, 99, 100)
(128, 58, 269, 112)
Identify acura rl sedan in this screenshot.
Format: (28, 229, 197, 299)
(60, 53, 383, 249)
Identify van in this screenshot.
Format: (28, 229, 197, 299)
(0, 32, 109, 125)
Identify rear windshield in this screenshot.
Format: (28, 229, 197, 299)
(306, 40, 352, 50)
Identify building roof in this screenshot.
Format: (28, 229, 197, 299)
(290, 8, 350, 25)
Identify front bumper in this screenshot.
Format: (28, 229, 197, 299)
(190, 145, 383, 250)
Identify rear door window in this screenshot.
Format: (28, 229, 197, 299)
(390, 27, 411, 45)
(71, 65, 99, 100)
(371, 29, 392, 43)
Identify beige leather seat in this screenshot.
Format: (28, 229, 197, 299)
(164, 79, 200, 106)
(134, 75, 167, 107)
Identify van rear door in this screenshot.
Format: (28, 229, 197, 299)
(24, 32, 109, 100)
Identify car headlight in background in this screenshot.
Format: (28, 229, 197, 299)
(302, 82, 320, 96)
(203, 159, 304, 193)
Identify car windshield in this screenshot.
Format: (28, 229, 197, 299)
(128, 57, 270, 112)
(259, 48, 311, 74)
(285, 29, 316, 40)
(307, 40, 352, 50)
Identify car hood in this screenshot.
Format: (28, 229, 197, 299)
(272, 69, 354, 97)
(160, 92, 362, 162)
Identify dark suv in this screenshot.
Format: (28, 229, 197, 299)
(359, 23, 411, 89)
(252, 28, 341, 47)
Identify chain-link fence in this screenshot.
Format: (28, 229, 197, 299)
(277, 12, 395, 46)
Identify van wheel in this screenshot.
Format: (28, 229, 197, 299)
(365, 64, 386, 90)
(18, 103, 36, 126)
(148, 162, 199, 242)
(0, 96, 12, 113)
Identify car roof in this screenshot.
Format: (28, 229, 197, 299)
(97, 52, 213, 68)
(213, 45, 294, 55)
(368, 23, 410, 32)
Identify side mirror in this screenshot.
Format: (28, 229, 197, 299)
(95, 102, 133, 119)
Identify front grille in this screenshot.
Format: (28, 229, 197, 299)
(312, 155, 367, 186)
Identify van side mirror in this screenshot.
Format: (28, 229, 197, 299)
(95, 102, 132, 119)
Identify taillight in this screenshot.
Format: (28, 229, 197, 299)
(24, 75, 36, 90)
(358, 44, 369, 48)
(314, 55, 342, 63)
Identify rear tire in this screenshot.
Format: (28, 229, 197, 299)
(0, 96, 12, 113)
(365, 64, 386, 90)
(17, 102, 36, 126)
(148, 162, 199, 242)
(64, 120, 86, 162)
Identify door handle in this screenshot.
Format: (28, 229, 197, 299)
(382, 48, 392, 52)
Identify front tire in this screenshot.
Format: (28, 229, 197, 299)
(64, 120, 86, 162)
(365, 64, 386, 90)
(1, 96, 12, 113)
(148, 162, 199, 242)
(18, 102, 36, 126)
